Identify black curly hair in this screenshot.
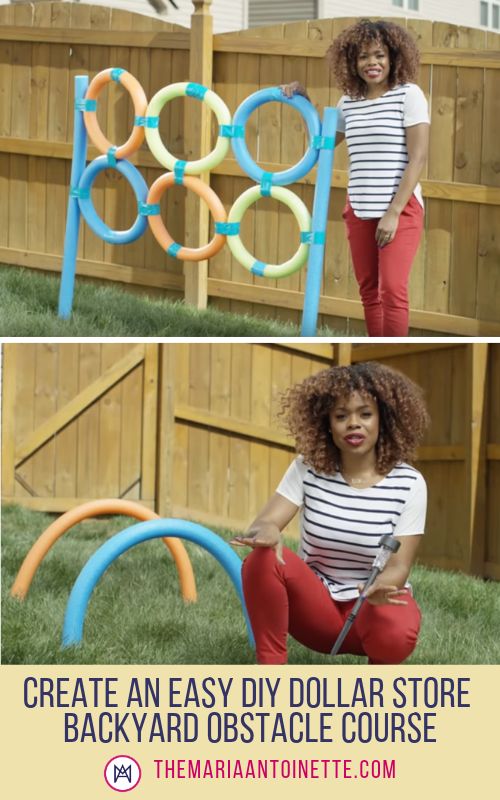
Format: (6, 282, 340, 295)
(327, 19, 421, 99)
(279, 361, 429, 475)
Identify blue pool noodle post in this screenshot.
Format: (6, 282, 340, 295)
(301, 107, 338, 337)
(61, 519, 255, 650)
(58, 75, 88, 319)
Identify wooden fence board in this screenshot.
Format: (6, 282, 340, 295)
(1, 345, 17, 498)
(95, 344, 123, 499)
(208, 344, 231, 519)
(187, 344, 211, 514)
(32, 344, 58, 496)
(14, 345, 37, 498)
(76, 343, 101, 500)
(449, 202, 479, 319)
(139, 343, 159, 502)
(10, 5, 32, 142)
(54, 344, 79, 498)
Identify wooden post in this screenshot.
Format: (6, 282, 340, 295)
(184, 0, 213, 308)
(464, 342, 489, 576)
(333, 343, 352, 366)
(155, 344, 176, 517)
(141, 344, 160, 505)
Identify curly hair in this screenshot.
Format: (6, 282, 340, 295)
(279, 361, 429, 475)
(326, 19, 420, 99)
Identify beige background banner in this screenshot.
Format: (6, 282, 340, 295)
(1, 664, 498, 799)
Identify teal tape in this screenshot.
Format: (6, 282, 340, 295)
(174, 160, 187, 184)
(260, 172, 273, 197)
(312, 135, 335, 150)
(219, 124, 245, 138)
(215, 222, 240, 235)
(76, 98, 97, 112)
(251, 260, 267, 276)
(301, 231, 326, 244)
(143, 116, 160, 128)
(107, 147, 117, 166)
(111, 68, 125, 82)
(138, 202, 161, 216)
(186, 82, 208, 100)
(70, 186, 90, 200)
(167, 242, 182, 258)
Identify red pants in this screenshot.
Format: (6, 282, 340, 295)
(242, 547, 421, 665)
(343, 195, 424, 336)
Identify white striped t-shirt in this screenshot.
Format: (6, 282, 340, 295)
(336, 83, 430, 219)
(276, 456, 427, 602)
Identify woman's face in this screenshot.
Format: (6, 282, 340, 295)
(356, 39, 390, 95)
(329, 392, 380, 459)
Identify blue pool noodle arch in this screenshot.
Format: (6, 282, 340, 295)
(61, 518, 255, 650)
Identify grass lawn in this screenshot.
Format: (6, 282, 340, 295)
(0, 265, 344, 338)
(2, 505, 499, 665)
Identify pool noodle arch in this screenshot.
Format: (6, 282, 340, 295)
(10, 499, 197, 603)
(61, 519, 254, 649)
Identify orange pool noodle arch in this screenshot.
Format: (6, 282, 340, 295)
(10, 499, 197, 603)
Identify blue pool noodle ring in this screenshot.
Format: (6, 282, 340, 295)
(231, 87, 321, 185)
(61, 519, 255, 650)
(77, 156, 149, 244)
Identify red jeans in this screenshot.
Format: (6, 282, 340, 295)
(343, 195, 424, 336)
(242, 547, 421, 665)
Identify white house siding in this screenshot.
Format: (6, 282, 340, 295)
(0, 0, 495, 32)
(165, 0, 246, 32)
(249, 0, 317, 27)
(320, 0, 490, 30)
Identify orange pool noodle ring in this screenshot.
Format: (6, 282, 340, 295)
(147, 173, 227, 262)
(10, 499, 197, 603)
(83, 68, 148, 159)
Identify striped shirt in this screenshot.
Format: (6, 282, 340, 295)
(276, 456, 427, 602)
(336, 83, 430, 219)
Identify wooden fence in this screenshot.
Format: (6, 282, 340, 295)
(0, 2, 499, 334)
(2, 342, 499, 578)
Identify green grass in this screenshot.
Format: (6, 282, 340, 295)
(2, 505, 499, 665)
(0, 264, 343, 337)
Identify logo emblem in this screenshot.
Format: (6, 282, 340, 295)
(104, 755, 142, 792)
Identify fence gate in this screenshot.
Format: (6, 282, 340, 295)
(1, 343, 160, 512)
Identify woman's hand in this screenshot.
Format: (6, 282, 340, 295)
(280, 81, 310, 101)
(358, 581, 408, 606)
(375, 208, 400, 248)
(231, 523, 285, 564)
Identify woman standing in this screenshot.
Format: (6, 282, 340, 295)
(284, 20, 430, 336)
(232, 362, 429, 665)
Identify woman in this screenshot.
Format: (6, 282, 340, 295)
(284, 20, 430, 336)
(232, 362, 429, 665)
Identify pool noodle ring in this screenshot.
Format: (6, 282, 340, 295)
(61, 519, 255, 649)
(226, 185, 311, 279)
(77, 156, 149, 245)
(145, 82, 232, 173)
(83, 68, 148, 159)
(231, 87, 321, 185)
(147, 173, 227, 261)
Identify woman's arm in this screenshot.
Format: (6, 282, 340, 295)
(375, 122, 429, 247)
(360, 534, 422, 605)
(231, 493, 299, 564)
(280, 83, 346, 148)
